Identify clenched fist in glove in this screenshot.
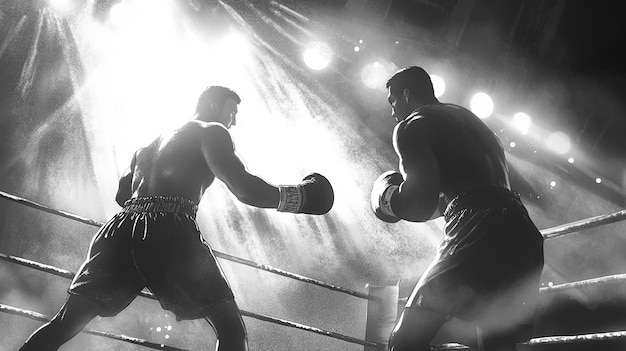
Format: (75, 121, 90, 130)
(278, 173, 334, 215)
(371, 171, 403, 223)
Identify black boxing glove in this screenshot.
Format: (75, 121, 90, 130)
(278, 173, 334, 215)
(371, 171, 403, 223)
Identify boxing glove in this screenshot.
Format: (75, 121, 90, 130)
(278, 173, 334, 215)
(371, 171, 403, 223)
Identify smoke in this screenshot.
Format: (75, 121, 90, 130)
(2, 1, 625, 350)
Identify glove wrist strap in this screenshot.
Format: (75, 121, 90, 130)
(277, 185, 304, 213)
(380, 185, 399, 218)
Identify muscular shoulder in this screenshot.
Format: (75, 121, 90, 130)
(395, 104, 472, 141)
(191, 120, 235, 153)
(393, 110, 437, 150)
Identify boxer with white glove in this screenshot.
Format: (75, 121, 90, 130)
(371, 171, 403, 223)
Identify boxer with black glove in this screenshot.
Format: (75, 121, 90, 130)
(278, 173, 334, 215)
(19, 86, 336, 351)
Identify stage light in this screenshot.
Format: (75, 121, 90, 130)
(510, 142, 516, 148)
(303, 41, 332, 70)
(550, 181, 556, 187)
(596, 178, 602, 184)
(568, 157, 575, 164)
(108, 1, 130, 26)
(47, 0, 75, 13)
(546, 131, 571, 154)
(470, 92, 494, 119)
(360, 59, 398, 89)
(430, 74, 445, 98)
(108, 0, 174, 30)
(222, 31, 250, 59)
(354, 46, 360, 52)
(512, 112, 531, 135)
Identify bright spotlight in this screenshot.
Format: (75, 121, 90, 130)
(48, 0, 76, 13)
(360, 59, 398, 90)
(546, 131, 571, 154)
(430, 74, 446, 98)
(470, 92, 494, 119)
(512, 112, 531, 135)
(222, 31, 250, 58)
(109, 0, 174, 31)
(596, 178, 602, 184)
(567, 157, 575, 164)
(303, 41, 332, 70)
(550, 181, 556, 187)
(109, 1, 131, 27)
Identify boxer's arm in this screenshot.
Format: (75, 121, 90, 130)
(115, 154, 135, 206)
(200, 124, 280, 208)
(390, 118, 441, 222)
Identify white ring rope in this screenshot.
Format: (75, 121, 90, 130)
(2, 190, 626, 350)
(3, 190, 625, 302)
(0, 303, 186, 350)
(539, 273, 626, 293)
(431, 330, 626, 350)
(0, 190, 370, 300)
(540, 209, 626, 239)
(0, 252, 385, 350)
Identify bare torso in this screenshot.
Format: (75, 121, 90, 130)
(129, 120, 217, 204)
(418, 103, 509, 199)
(394, 103, 511, 218)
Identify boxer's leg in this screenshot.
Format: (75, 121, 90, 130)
(20, 294, 103, 351)
(388, 307, 448, 351)
(204, 299, 248, 351)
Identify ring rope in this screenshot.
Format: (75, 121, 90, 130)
(525, 330, 626, 345)
(3, 190, 626, 301)
(540, 209, 626, 239)
(6, 251, 626, 349)
(210, 252, 370, 300)
(0, 252, 385, 350)
(0, 303, 186, 351)
(395, 272, 626, 305)
(431, 330, 626, 350)
(0, 190, 370, 301)
(0, 190, 103, 227)
(539, 273, 626, 293)
(3, 190, 626, 350)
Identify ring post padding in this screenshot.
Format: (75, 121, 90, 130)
(364, 282, 399, 351)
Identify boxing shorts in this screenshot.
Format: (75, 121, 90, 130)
(69, 196, 234, 320)
(405, 186, 544, 341)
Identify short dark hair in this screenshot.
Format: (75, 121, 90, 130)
(196, 86, 241, 114)
(386, 66, 434, 99)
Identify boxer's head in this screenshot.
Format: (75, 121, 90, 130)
(386, 66, 437, 122)
(196, 86, 241, 128)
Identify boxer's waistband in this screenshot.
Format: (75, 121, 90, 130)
(122, 196, 198, 219)
(443, 186, 526, 222)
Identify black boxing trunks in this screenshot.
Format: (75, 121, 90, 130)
(405, 187, 544, 340)
(69, 196, 234, 320)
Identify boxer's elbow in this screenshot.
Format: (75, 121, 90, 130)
(392, 192, 439, 222)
